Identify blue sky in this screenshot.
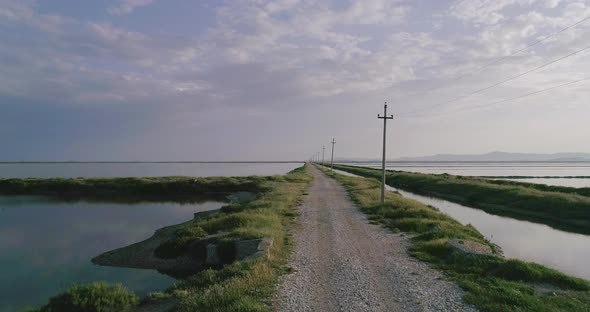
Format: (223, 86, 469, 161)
(1, 0, 589, 161)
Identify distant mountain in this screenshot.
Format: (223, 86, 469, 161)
(396, 152, 590, 162)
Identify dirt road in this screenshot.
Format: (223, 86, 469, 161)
(274, 166, 475, 312)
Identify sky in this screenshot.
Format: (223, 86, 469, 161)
(1, 0, 589, 161)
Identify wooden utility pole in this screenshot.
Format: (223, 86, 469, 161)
(330, 138, 336, 172)
(377, 103, 393, 207)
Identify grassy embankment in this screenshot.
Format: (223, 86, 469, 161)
(322, 167, 590, 312)
(0, 176, 269, 203)
(483, 178, 590, 198)
(332, 164, 590, 235)
(11, 166, 312, 312)
(482, 176, 590, 179)
(144, 165, 312, 311)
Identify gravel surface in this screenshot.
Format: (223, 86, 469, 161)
(274, 166, 477, 312)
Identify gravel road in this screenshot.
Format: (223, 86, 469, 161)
(274, 166, 476, 312)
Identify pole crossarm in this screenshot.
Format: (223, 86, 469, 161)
(378, 113, 394, 120)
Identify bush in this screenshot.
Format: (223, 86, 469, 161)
(155, 226, 207, 259)
(175, 226, 207, 239)
(39, 282, 138, 312)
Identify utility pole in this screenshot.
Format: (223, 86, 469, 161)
(330, 138, 336, 172)
(322, 146, 326, 167)
(377, 102, 393, 207)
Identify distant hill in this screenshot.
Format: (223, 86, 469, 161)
(396, 152, 590, 162)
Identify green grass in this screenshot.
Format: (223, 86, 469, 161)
(152, 166, 312, 262)
(150, 164, 313, 311)
(154, 226, 208, 259)
(35, 282, 138, 312)
(333, 164, 590, 235)
(323, 167, 590, 312)
(482, 178, 590, 198)
(0, 176, 271, 203)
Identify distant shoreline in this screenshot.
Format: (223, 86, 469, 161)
(0, 161, 305, 164)
(337, 160, 590, 164)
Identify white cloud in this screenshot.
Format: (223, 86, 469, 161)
(449, 0, 538, 25)
(193, 0, 412, 97)
(2, 0, 590, 120)
(108, 0, 156, 15)
(544, 0, 562, 8)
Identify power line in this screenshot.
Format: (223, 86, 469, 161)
(402, 15, 590, 98)
(457, 16, 590, 79)
(400, 42, 590, 116)
(404, 75, 590, 118)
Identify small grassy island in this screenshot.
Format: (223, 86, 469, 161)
(322, 166, 590, 312)
(0, 175, 270, 203)
(3, 165, 312, 312)
(332, 164, 590, 235)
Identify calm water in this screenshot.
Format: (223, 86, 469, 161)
(343, 162, 590, 187)
(497, 178, 590, 188)
(0, 162, 302, 178)
(0, 196, 224, 312)
(333, 169, 590, 280)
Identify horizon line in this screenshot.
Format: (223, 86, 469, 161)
(0, 161, 307, 164)
(2, 160, 590, 164)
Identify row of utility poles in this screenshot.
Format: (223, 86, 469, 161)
(310, 138, 336, 172)
(311, 103, 393, 207)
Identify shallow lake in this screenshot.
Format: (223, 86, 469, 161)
(343, 162, 590, 187)
(0, 162, 303, 178)
(0, 196, 224, 312)
(494, 178, 590, 188)
(333, 169, 590, 281)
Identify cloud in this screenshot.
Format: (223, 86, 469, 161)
(196, 0, 412, 97)
(2, 0, 590, 159)
(108, 0, 156, 15)
(0, 0, 412, 109)
(544, 0, 562, 8)
(449, 0, 538, 25)
(2, 0, 588, 113)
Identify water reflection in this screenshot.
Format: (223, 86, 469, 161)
(342, 162, 590, 182)
(392, 187, 590, 280)
(497, 178, 590, 188)
(0, 196, 224, 312)
(333, 169, 590, 281)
